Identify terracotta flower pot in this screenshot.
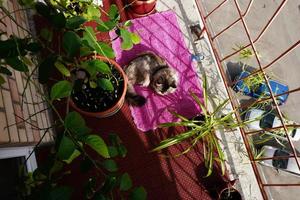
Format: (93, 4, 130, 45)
(127, 0, 157, 15)
(127, 5, 156, 19)
(69, 55, 128, 118)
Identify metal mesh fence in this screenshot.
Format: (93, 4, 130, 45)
(195, 0, 300, 199)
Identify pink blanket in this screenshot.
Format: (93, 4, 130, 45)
(110, 11, 203, 132)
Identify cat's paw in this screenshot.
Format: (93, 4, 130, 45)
(127, 95, 147, 107)
(133, 95, 147, 106)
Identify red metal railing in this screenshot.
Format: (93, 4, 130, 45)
(195, 0, 300, 199)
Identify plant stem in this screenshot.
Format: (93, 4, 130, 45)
(23, 128, 50, 165)
(0, 6, 32, 36)
(0, 7, 32, 21)
(4, 107, 51, 129)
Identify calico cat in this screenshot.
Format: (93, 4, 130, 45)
(125, 52, 179, 106)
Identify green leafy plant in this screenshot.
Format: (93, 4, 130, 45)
(151, 74, 250, 177)
(0, 0, 146, 199)
(0, 1, 140, 97)
(242, 71, 265, 92)
(19, 112, 145, 199)
(232, 43, 258, 61)
(232, 43, 274, 108)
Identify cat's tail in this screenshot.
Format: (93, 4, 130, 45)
(126, 83, 146, 106)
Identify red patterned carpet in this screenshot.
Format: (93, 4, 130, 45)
(85, 104, 214, 200)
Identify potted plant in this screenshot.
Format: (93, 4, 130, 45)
(151, 74, 252, 176)
(125, 0, 156, 18)
(0, 0, 146, 199)
(31, 1, 140, 118)
(218, 186, 242, 200)
(68, 55, 127, 118)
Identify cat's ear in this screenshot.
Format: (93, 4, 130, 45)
(170, 81, 177, 88)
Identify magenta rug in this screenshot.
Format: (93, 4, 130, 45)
(110, 10, 203, 132)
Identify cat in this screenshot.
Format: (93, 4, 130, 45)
(125, 52, 179, 106)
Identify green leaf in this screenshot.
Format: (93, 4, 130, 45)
(124, 20, 132, 27)
(102, 159, 118, 172)
(83, 135, 110, 158)
(202, 73, 208, 107)
(131, 32, 141, 45)
(120, 28, 133, 50)
(50, 186, 73, 200)
(97, 42, 115, 58)
(97, 20, 117, 32)
(40, 28, 53, 42)
(151, 130, 196, 152)
(49, 160, 64, 176)
(25, 42, 41, 52)
(109, 133, 127, 157)
(190, 91, 207, 117)
(108, 133, 121, 146)
(118, 145, 127, 157)
(33, 169, 47, 181)
(80, 46, 93, 57)
(120, 173, 132, 191)
(81, 63, 96, 78)
(130, 187, 147, 200)
(89, 81, 97, 88)
(63, 31, 81, 57)
(55, 61, 70, 77)
(21, 56, 33, 67)
(64, 111, 90, 135)
(108, 4, 120, 21)
(101, 176, 117, 194)
(93, 194, 106, 200)
(35, 2, 50, 18)
(64, 111, 85, 130)
(80, 158, 94, 173)
(83, 60, 111, 77)
(83, 27, 115, 58)
(58, 135, 75, 160)
(0, 75, 5, 85)
(63, 149, 81, 164)
(38, 55, 57, 84)
(5, 57, 28, 72)
(50, 12, 66, 29)
(66, 16, 87, 29)
(97, 78, 114, 91)
(168, 110, 189, 121)
(85, 5, 100, 20)
(0, 66, 12, 76)
(50, 80, 72, 100)
(18, 0, 35, 6)
(83, 27, 100, 50)
(0, 38, 27, 58)
(108, 146, 118, 157)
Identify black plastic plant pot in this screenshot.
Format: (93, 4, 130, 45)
(218, 187, 242, 200)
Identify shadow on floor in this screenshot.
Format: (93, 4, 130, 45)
(226, 61, 256, 82)
(83, 103, 213, 200)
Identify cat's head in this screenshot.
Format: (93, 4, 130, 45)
(151, 66, 179, 95)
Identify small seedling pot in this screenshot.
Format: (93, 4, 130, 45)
(218, 187, 242, 200)
(127, 5, 156, 19)
(69, 55, 128, 118)
(127, 0, 157, 15)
